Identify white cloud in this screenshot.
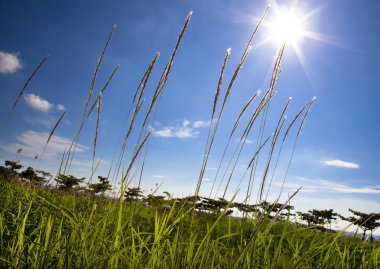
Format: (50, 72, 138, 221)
(153, 119, 209, 139)
(0, 130, 87, 159)
(24, 93, 53, 112)
(321, 159, 359, 169)
(183, 120, 191, 127)
(192, 120, 211, 128)
(153, 128, 177, 138)
(152, 174, 166, 179)
(57, 104, 65, 111)
(281, 177, 380, 195)
(0, 51, 22, 74)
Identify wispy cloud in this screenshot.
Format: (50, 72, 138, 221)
(0, 130, 87, 159)
(24, 93, 53, 112)
(282, 177, 380, 194)
(206, 167, 217, 170)
(57, 104, 65, 111)
(153, 119, 209, 139)
(0, 51, 22, 74)
(192, 120, 211, 128)
(321, 159, 360, 169)
(23, 113, 67, 129)
(152, 174, 166, 179)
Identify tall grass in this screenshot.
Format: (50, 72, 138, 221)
(0, 180, 379, 268)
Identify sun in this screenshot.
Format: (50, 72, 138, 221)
(269, 10, 304, 45)
(264, 2, 312, 48)
(254, 1, 324, 52)
(253, 1, 324, 80)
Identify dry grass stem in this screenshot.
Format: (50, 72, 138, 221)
(200, 48, 231, 198)
(140, 11, 192, 135)
(283, 97, 315, 142)
(87, 64, 120, 118)
(245, 43, 287, 205)
(230, 90, 261, 138)
(195, 7, 268, 198)
(122, 131, 151, 184)
(1, 55, 48, 133)
(83, 25, 116, 116)
(12, 55, 49, 111)
(65, 63, 119, 175)
(257, 97, 291, 201)
(91, 95, 102, 177)
(36, 111, 66, 170)
(279, 97, 316, 195)
(129, 12, 192, 188)
(213, 90, 273, 199)
(113, 97, 145, 182)
(208, 89, 260, 198)
(107, 53, 159, 180)
(234, 134, 272, 194)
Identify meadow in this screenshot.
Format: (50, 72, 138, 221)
(0, 8, 379, 269)
(0, 178, 379, 268)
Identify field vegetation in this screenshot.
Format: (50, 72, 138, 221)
(0, 7, 379, 269)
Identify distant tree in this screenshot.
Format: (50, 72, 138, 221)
(88, 176, 112, 194)
(177, 195, 200, 209)
(20, 167, 45, 185)
(297, 211, 320, 226)
(5, 160, 23, 172)
(258, 201, 270, 214)
(196, 197, 233, 215)
(297, 209, 339, 230)
(124, 187, 143, 202)
(233, 202, 257, 217)
(36, 170, 52, 182)
(277, 204, 295, 219)
(255, 201, 294, 219)
(55, 174, 85, 191)
(0, 160, 23, 181)
(319, 209, 338, 229)
(0, 166, 14, 181)
(20, 167, 36, 180)
(341, 209, 380, 241)
(145, 194, 166, 207)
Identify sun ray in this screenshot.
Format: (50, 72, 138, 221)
(258, 0, 329, 89)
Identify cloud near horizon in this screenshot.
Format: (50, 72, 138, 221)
(152, 174, 166, 179)
(281, 177, 380, 195)
(0, 51, 22, 74)
(0, 130, 87, 159)
(153, 119, 210, 139)
(321, 159, 360, 169)
(24, 93, 54, 112)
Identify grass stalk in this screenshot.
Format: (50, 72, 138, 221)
(35, 111, 66, 171)
(90, 95, 102, 181)
(279, 97, 316, 196)
(1, 55, 48, 133)
(195, 6, 269, 199)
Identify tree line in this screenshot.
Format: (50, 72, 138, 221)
(1, 159, 379, 241)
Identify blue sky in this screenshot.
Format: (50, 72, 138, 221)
(0, 0, 379, 231)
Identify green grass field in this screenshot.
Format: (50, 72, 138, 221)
(1, 180, 379, 268)
(1, 7, 379, 269)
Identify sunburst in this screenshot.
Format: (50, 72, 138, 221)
(255, 1, 325, 79)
